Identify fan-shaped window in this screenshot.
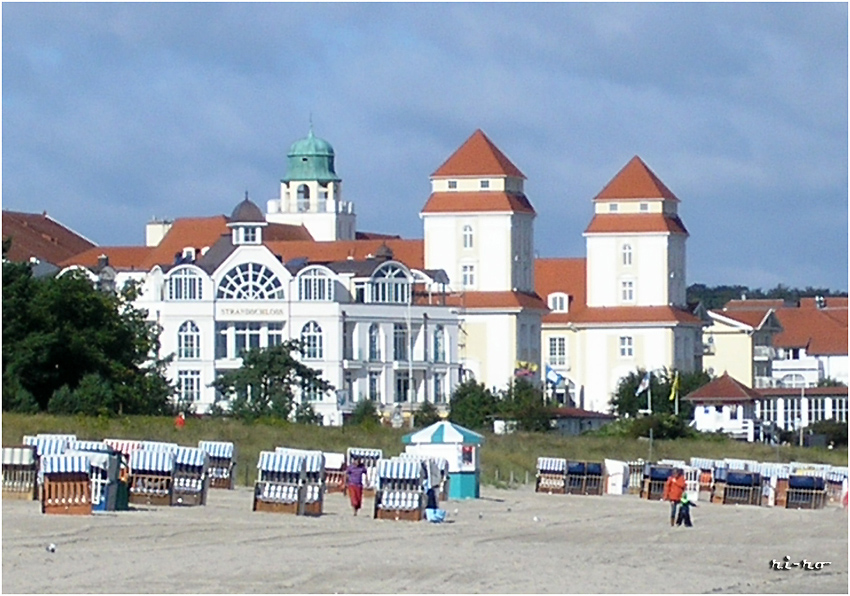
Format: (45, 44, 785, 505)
(217, 263, 284, 300)
(301, 321, 323, 360)
(168, 268, 203, 301)
(178, 321, 200, 359)
(299, 267, 334, 301)
(370, 263, 410, 304)
(297, 185, 310, 212)
(369, 324, 381, 361)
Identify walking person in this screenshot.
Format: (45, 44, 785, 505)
(675, 492, 697, 527)
(346, 458, 368, 516)
(662, 468, 686, 527)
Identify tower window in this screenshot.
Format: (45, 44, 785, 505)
(448, 180, 457, 189)
(640, 203, 649, 212)
(619, 336, 634, 357)
(461, 264, 475, 288)
(480, 180, 490, 189)
(621, 280, 635, 302)
(609, 203, 618, 212)
(463, 225, 473, 249)
(297, 184, 310, 212)
(622, 244, 632, 266)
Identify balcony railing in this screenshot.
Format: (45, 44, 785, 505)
(753, 346, 776, 360)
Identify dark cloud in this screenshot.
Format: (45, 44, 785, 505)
(2, 3, 846, 290)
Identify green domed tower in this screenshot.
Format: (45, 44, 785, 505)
(266, 126, 356, 241)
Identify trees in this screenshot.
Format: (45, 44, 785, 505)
(212, 341, 332, 421)
(448, 380, 497, 430)
(610, 368, 711, 419)
(413, 400, 442, 428)
(2, 252, 173, 415)
(348, 400, 381, 428)
(497, 378, 552, 432)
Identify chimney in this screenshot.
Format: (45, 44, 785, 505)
(97, 254, 109, 269)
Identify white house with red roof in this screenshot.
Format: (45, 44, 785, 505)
(536, 157, 707, 412)
(421, 130, 547, 389)
(683, 373, 766, 442)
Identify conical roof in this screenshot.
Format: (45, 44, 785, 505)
(683, 373, 761, 402)
(431, 129, 525, 178)
(594, 156, 679, 202)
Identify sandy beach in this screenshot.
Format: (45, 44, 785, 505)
(2, 486, 847, 594)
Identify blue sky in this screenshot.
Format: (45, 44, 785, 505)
(3, 3, 847, 291)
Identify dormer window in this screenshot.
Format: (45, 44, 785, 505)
(547, 293, 568, 313)
(480, 180, 490, 189)
(448, 180, 457, 190)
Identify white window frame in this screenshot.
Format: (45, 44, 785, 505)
(621, 280, 635, 303)
(549, 336, 566, 366)
(300, 321, 323, 360)
(622, 244, 632, 266)
(480, 180, 490, 189)
(217, 262, 284, 300)
(462, 225, 474, 249)
(619, 336, 634, 358)
(548, 293, 568, 312)
(433, 325, 446, 362)
(368, 323, 381, 361)
(267, 322, 284, 347)
(299, 267, 334, 301)
(393, 323, 408, 361)
(177, 370, 202, 403)
(168, 268, 203, 301)
(369, 371, 381, 402)
(461, 264, 475, 288)
(177, 321, 201, 360)
(370, 263, 410, 304)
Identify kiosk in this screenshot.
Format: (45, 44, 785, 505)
(403, 421, 484, 499)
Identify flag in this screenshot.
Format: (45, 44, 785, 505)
(669, 371, 680, 402)
(635, 372, 651, 396)
(545, 364, 564, 386)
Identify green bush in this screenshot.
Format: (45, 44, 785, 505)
(414, 400, 441, 428)
(348, 400, 381, 428)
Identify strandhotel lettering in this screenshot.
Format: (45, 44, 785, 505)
(219, 307, 286, 317)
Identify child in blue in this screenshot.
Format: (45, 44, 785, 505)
(675, 493, 697, 527)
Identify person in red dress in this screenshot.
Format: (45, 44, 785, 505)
(345, 458, 367, 516)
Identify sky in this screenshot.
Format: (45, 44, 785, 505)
(3, 3, 847, 291)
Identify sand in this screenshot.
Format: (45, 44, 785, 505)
(2, 486, 847, 594)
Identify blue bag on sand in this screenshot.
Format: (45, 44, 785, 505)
(425, 508, 446, 523)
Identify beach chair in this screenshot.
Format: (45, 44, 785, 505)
(583, 462, 605, 496)
(323, 452, 347, 494)
(346, 447, 382, 496)
(40, 454, 92, 515)
(825, 467, 847, 506)
(103, 439, 143, 483)
(627, 460, 645, 495)
(721, 471, 762, 506)
(24, 434, 73, 501)
(786, 475, 828, 510)
(65, 448, 122, 512)
(198, 441, 236, 489)
(535, 457, 567, 494)
(129, 450, 175, 506)
(399, 453, 450, 501)
(374, 458, 425, 522)
(2, 446, 38, 501)
(172, 447, 209, 506)
(641, 465, 672, 500)
(253, 451, 306, 515)
(301, 451, 325, 516)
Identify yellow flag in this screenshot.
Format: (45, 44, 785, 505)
(669, 371, 679, 401)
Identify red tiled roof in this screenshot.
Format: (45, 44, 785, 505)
(140, 216, 231, 268)
(710, 308, 774, 329)
(431, 129, 525, 178)
(264, 223, 314, 242)
(757, 386, 848, 398)
(724, 299, 787, 310)
(355, 231, 402, 240)
(3, 210, 96, 265)
(421, 192, 536, 215)
(534, 258, 587, 324)
(569, 306, 703, 326)
(773, 307, 847, 356)
(265, 239, 425, 269)
(443, 291, 549, 311)
(683, 373, 761, 402)
(593, 156, 680, 202)
(799, 297, 848, 309)
(59, 246, 154, 270)
(583, 214, 688, 235)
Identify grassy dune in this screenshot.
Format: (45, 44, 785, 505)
(3, 413, 846, 487)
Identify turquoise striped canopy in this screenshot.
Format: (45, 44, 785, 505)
(402, 421, 484, 445)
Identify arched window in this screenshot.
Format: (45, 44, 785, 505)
(297, 184, 310, 212)
(217, 263, 284, 300)
(433, 325, 445, 362)
(301, 321, 323, 360)
(462, 225, 473, 249)
(622, 244, 632, 266)
(369, 323, 381, 361)
(299, 267, 334, 301)
(178, 321, 200, 359)
(370, 263, 410, 304)
(168, 268, 203, 301)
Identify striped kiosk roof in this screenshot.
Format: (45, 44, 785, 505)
(198, 440, 235, 459)
(130, 450, 175, 473)
(257, 451, 305, 473)
(537, 457, 567, 473)
(402, 421, 485, 445)
(2, 446, 36, 466)
(175, 446, 209, 468)
(40, 454, 91, 475)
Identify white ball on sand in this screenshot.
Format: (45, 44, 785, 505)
(533, 516, 540, 522)
(47, 543, 56, 553)
(454, 508, 459, 514)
